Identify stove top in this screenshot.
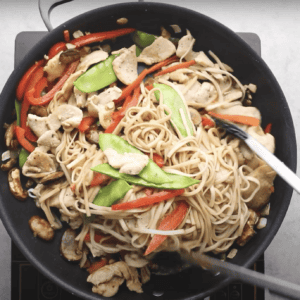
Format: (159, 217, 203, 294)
(12, 31, 264, 300)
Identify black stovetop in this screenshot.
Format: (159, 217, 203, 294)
(12, 31, 264, 300)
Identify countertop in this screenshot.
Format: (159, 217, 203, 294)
(0, 0, 299, 299)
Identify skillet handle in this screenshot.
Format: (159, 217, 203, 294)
(38, 0, 74, 31)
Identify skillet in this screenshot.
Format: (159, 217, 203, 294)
(0, 1, 297, 299)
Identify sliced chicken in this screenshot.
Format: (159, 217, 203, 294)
(47, 104, 83, 131)
(37, 130, 61, 148)
(137, 36, 176, 65)
(27, 114, 49, 137)
(176, 30, 195, 59)
(112, 45, 138, 85)
(247, 126, 275, 154)
(74, 86, 87, 108)
(44, 51, 66, 82)
(78, 50, 108, 71)
(195, 51, 215, 67)
(104, 148, 149, 175)
(92, 277, 125, 297)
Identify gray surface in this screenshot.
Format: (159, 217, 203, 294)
(0, 1, 299, 300)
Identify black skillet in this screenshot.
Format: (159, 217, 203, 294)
(0, 1, 297, 299)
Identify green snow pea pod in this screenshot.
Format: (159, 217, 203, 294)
(74, 54, 118, 93)
(93, 179, 132, 207)
(136, 45, 142, 57)
(154, 83, 194, 138)
(91, 164, 199, 190)
(133, 31, 156, 49)
(98, 134, 171, 184)
(19, 148, 29, 168)
(15, 99, 21, 126)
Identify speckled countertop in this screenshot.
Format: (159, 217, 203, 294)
(0, 1, 299, 299)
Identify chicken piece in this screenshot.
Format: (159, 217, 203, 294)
(137, 36, 176, 65)
(112, 45, 138, 85)
(236, 209, 259, 246)
(86, 125, 102, 144)
(195, 51, 214, 67)
(242, 164, 277, 211)
(22, 149, 57, 179)
(74, 86, 87, 108)
(27, 114, 49, 137)
(176, 30, 195, 59)
(223, 90, 243, 102)
(104, 148, 149, 175)
(47, 104, 83, 131)
(29, 216, 54, 241)
(213, 102, 261, 122)
(87, 261, 143, 294)
(44, 51, 66, 82)
(85, 242, 105, 258)
(140, 266, 151, 284)
(92, 277, 125, 297)
(247, 126, 275, 154)
(78, 50, 108, 71)
(188, 107, 201, 125)
(37, 130, 61, 148)
(60, 228, 83, 261)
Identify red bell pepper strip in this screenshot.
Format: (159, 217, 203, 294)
(84, 231, 104, 243)
(21, 92, 38, 143)
(87, 258, 107, 274)
(90, 173, 111, 187)
(201, 116, 215, 127)
(25, 66, 44, 94)
(47, 42, 67, 59)
(145, 84, 153, 91)
(14, 126, 35, 153)
(27, 60, 79, 106)
(78, 116, 97, 133)
(151, 153, 164, 168)
(104, 114, 124, 134)
(144, 201, 189, 256)
(111, 189, 184, 211)
(16, 59, 45, 101)
(71, 28, 136, 48)
(264, 123, 272, 134)
(34, 77, 48, 97)
(144, 188, 154, 196)
(154, 60, 196, 77)
(63, 30, 70, 42)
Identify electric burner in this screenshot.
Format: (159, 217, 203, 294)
(11, 31, 264, 300)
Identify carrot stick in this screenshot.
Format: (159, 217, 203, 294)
(78, 116, 97, 133)
(208, 111, 260, 127)
(90, 173, 110, 187)
(16, 59, 45, 101)
(111, 189, 184, 211)
(154, 60, 196, 77)
(63, 30, 70, 42)
(104, 114, 124, 134)
(14, 126, 35, 153)
(201, 116, 215, 127)
(144, 201, 189, 256)
(87, 258, 107, 274)
(264, 123, 272, 134)
(147, 55, 179, 74)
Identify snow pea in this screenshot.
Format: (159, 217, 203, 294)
(154, 83, 194, 138)
(99, 134, 171, 184)
(93, 179, 132, 207)
(74, 54, 118, 93)
(19, 148, 29, 168)
(15, 99, 21, 126)
(91, 164, 199, 190)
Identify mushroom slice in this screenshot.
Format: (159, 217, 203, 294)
(29, 215, 54, 241)
(5, 121, 18, 150)
(137, 36, 176, 65)
(60, 228, 83, 262)
(188, 107, 201, 125)
(8, 168, 28, 201)
(59, 49, 81, 65)
(112, 45, 138, 85)
(1, 158, 17, 171)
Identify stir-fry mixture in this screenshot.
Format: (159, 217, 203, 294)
(2, 23, 276, 297)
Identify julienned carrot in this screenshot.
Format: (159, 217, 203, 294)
(147, 55, 179, 74)
(201, 116, 215, 128)
(154, 60, 196, 77)
(71, 28, 136, 48)
(16, 59, 45, 101)
(144, 201, 189, 256)
(27, 60, 80, 106)
(14, 126, 35, 153)
(264, 123, 272, 134)
(34, 77, 48, 97)
(90, 173, 110, 187)
(208, 111, 260, 127)
(114, 69, 148, 104)
(111, 189, 184, 211)
(64, 30, 70, 42)
(112, 94, 132, 121)
(78, 116, 97, 133)
(47, 42, 67, 59)
(87, 258, 107, 274)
